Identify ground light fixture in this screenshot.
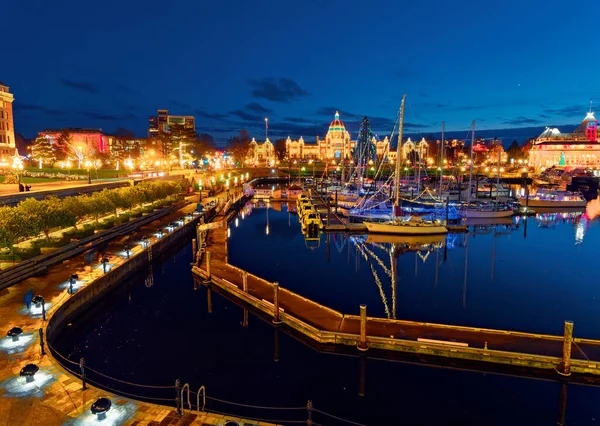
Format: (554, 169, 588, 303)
(124, 245, 131, 259)
(101, 256, 109, 274)
(156, 229, 164, 239)
(68, 274, 78, 294)
(141, 236, 149, 248)
(19, 363, 39, 383)
(7, 327, 22, 342)
(31, 295, 46, 320)
(91, 397, 112, 421)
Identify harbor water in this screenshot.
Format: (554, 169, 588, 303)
(54, 199, 600, 425)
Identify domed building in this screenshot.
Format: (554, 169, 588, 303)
(247, 137, 275, 165)
(529, 111, 600, 171)
(285, 111, 389, 161)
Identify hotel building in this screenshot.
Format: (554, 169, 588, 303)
(0, 82, 16, 159)
(148, 109, 195, 138)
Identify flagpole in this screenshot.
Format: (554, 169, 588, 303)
(265, 118, 268, 141)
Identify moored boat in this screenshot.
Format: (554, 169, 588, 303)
(364, 218, 448, 235)
(518, 188, 586, 208)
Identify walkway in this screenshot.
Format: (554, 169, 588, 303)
(0, 194, 274, 425)
(193, 223, 600, 378)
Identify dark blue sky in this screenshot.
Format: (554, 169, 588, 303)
(6, 0, 599, 143)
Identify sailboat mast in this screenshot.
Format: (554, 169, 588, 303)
(439, 122, 445, 199)
(467, 120, 475, 205)
(496, 146, 501, 201)
(394, 95, 406, 208)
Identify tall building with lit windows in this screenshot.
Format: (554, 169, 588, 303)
(0, 82, 16, 159)
(148, 109, 195, 137)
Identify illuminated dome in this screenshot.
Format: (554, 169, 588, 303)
(582, 111, 598, 123)
(328, 111, 346, 133)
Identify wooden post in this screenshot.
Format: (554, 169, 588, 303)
(562, 320, 573, 375)
(358, 354, 366, 397)
(273, 282, 282, 324)
(274, 327, 280, 362)
(192, 239, 196, 263)
(242, 271, 248, 293)
(242, 308, 248, 327)
(206, 251, 211, 279)
(306, 400, 313, 426)
(557, 382, 568, 426)
(358, 304, 368, 351)
(175, 379, 182, 415)
(80, 358, 87, 390)
(207, 287, 213, 314)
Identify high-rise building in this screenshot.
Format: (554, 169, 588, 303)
(0, 82, 16, 159)
(148, 109, 195, 137)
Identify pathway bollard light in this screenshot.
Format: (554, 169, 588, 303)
(124, 245, 131, 259)
(32, 296, 46, 321)
(68, 274, 78, 295)
(141, 236, 149, 249)
(91, 397, 112, 421)
(157, 229, 164, 239)
(20, 363, 39, 383)
(7, 327, 23, 342)
(38, 328, 45, 356)
(101, 256, 109, 274)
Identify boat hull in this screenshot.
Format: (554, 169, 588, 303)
(363, 221, 448, 235)
(517, 197, 586, 208)
(465, 209, 513, 218)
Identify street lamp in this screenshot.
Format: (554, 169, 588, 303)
(84, 160, 92, 184)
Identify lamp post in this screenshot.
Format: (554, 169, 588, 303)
(84, 160, 92, 184)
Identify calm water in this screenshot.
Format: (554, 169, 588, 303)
(55, 199, 600, 425)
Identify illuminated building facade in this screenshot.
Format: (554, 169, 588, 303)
(39, 128, 111, 154)
(148, 109, 195, 137)
(0, 82, 15, 159)
(247, 138, 275, 165)
(285, 112, 390, 161)
(529, 112, 600, 171)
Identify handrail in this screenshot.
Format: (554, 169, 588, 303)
(197, 385, 206, 412)
(181, 383, 191, 411)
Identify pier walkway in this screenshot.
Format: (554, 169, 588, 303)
(193, 221, 600, 379)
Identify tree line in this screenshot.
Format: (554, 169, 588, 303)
(0, 180, 183, 255)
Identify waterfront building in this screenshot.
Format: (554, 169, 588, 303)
(148, 109, 195, 138)
(401, 137, 429, 162)
(247, 137, 275, 165)
(39, 128, 111, 154)
(0, 82, 15, 159)
(108, 136, 151, 158)
(529, 111, 600, 171)
(285, 112, 390, 161)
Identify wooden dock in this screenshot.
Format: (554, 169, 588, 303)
(192, 222, 600, 378)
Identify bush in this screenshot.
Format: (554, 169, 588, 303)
(14, 246, 41, 259)
(96, 220, 115, 230)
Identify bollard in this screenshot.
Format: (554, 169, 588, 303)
(192, 239, 197, 263)
(561, 320, 574, 375)
(273, 282, 282, 324)
(38, 328, 45, 356)
(306, 400, 313, 426)
(175, 379, 182, 415)
(358, 304, 368, 351)
(206, 251, 211, 280)
(42, 301, 46, 321)
(80, 358, 87, 390)
(242, 271, 248, 293)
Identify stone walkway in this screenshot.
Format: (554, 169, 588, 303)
(0, 195, 275, 426)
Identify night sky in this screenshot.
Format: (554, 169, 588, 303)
(6, 0, 600, 144)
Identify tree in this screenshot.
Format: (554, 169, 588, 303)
(227, 129, 251, 165)
(274, 138, 287, 160)
(506, 140, 521, 161)
(63, 196, 90, 228)
(54, 129, 72, 161)
(0, 206, 27, 255)
(159, 124, 198, 167)
(29, 136, 56, 167)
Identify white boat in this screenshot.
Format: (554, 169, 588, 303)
(518, 188, 586, 208)
(364, 218, 448, 235)
(362, 96, 448, 236)
(465, 204, 513, 218)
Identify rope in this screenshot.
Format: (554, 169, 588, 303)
(553, 366, 572, 377)
(312, 408, 368, 426)
(84, 377, 174, 402)
(85, 365, 174, 389)
(46, 341, 80, 367)
(573, 340, 591, 361)
(205, 395, 305, 411)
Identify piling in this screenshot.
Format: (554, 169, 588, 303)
(273, 281, 282, 324)
(562, 320, 574, 375)
(242, 271, 248, 293)
(79, 358, 87, 390)
(206, 251, 211, 280)
(358, 304, 368, 351)
(192, 239, 196, 263)
(306, 400, 313, 426)
(242, 308, 248, 327)
(557, 382, 568, 426)
(207, 287, 213, 314)
(175, 379, 182, 415)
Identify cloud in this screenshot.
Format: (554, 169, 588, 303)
(83, 112, 137, 121)
(244, 102, 272, 115)
(169, 100, 193, 110)
(542, 105, 584, 117)
(229, 110, 264, 122)
(504, 116, 542, 126)
(60, 79, 99, 94)
(196, 110, 227, 120)
(13, 101, 66, 116)
(314, 107, 360, 119)
(284, 117, 315, 124)
(248, 77, 309, 102)
(116, 84, 142, 95)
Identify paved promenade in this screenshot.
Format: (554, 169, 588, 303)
(0, 195, 273, 425)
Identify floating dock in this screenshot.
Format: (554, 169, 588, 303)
(192, 222, 600, 379)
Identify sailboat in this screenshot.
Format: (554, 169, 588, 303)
(364, 95, 448, 235)
(465, 122, 513, 219)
